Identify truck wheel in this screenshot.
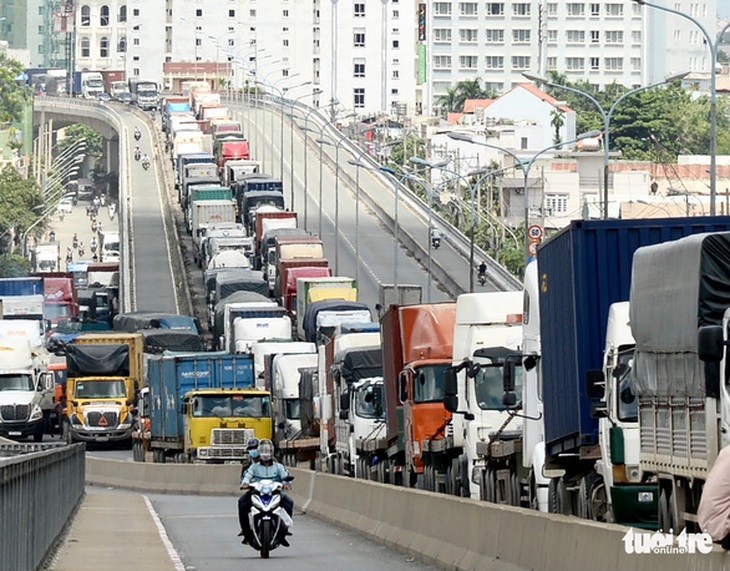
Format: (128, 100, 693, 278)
(33, 430, 43, 443)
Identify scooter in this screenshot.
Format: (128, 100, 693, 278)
(134, 149, 141, 161)
(431, 236, 441, 250)
(478, 272, 487, 286)
(247, 478, 294, 559)
(142, 158, 150, 170)
(134, 128, 141, 141)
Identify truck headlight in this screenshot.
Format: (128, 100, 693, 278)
(29, 405, 44, 421)
(70, 414, 83, 425)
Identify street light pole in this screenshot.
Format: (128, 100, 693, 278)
(632, 0, 730, 215)
(524, 71, 689, 219)
(288, 89, 322, 211)
(449, 130, 601, 265)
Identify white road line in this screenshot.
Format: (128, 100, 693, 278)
(142, 495, 186, 571)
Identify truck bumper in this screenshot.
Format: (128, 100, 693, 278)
(0, 418, 45, 440)
(69, 426, 133, 443)
(610, 484, 659, 530)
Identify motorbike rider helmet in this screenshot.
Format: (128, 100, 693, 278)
(247, 437, 260, 459)
(258, 439, 275, 463)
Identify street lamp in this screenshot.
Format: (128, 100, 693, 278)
(631, 0, 730, 215)
(288, 89, 323, 211)
(449, 130, 602, 264)
(523, 70, 690, 219)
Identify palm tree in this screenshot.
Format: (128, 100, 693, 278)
(550, 108, 564, 145)
(436, 87, 460, 117)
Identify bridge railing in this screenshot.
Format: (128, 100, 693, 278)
(0, 442, 85, 571)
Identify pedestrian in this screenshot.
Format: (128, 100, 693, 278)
(698, 445, 730, 548)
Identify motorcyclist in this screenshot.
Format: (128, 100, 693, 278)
(48, 230, 56, 242)
(478, 259, 487, 284)
(134, 126, 141, 141)
(238, 439, 293, 547)
(430, 227, 442, 248)
(240, 437, 261, 475)
(141, 153, 150, 169)
(72, 233, 78, 248)
(134, 146, 141, 161)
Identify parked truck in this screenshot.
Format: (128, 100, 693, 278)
(0, 338, 52, 442)
(32, 242, 61, 273)
(73, 71, 104, 98)
(442, 292, 524, 501)
(134, 352, 272, 463)
(531, 217, 730, 524)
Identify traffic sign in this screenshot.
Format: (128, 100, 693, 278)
(528, 224, 543, 241)
(528, 242, 539, 256)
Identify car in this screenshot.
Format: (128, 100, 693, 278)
(115, 92, 133, 104)
(56, 197, 74, 214)
(97, 92, 112, 102)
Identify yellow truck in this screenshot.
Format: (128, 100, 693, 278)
(62, 332, 144, 448)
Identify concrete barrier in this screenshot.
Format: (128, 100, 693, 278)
(86, 459, 730, 570)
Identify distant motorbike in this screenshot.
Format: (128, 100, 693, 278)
(134, 148, 141, 161)
(246, 478, 294, 559)
(134, 127, 141, 141)
(431, 236, 441, 250)
(478, 272, 487, 286)
(142, 158, 150, 170)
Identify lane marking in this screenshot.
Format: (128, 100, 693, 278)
(142, 495, 186, 571)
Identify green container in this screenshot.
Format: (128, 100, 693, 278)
(191, 186, 232, 202)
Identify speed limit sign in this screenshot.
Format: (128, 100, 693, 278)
(528, 242, 539, 257)
(528, 224, 543, 241)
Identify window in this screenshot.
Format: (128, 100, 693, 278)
(460, 2, 478, 16)
(485, 56, 504, 69)
(100, 5, 109, 25)
(354, 62, 365, 77)
(433, 55, 452, 69)
(228, 9, 235, 17)
(283, 9, 289, 17)
(605, 3, 623, 16)
(486, 29, 504, 43)
(590, 2, 600, 15)
(133, 37, 140, 46)
(513, 3, 531, 16)
(132, 8, 139, 16)
(196, 8, 202, 16)
(195, 37, 201, 47)
(486, 3, 504, 15)
(547, 57, 557, 70)
(547, 3, 558, 15)
(633, 30, 642, 43)
(282, 69, 289, 76)
(391, 88, 399, 95)
(434, 2, 452, 15)
(100, 36, 109, 57)
(590, 30, 600, 43)
(283, 39, 289, 46)
(545, 193, 568, 214)
(521, 137, 528, 150)
(354, 88, 365, 108)
(513, 29, 530, 43)
(566, 30, 585, 44)
(228, 26, 235, 33)
(118, 5, 127, 22)
(133, 68, 140, 76)
(118, 35, 127, 52)
(460, 29, 478, 42)
(459, 55, 478, 69)
(605, 57, 623, 70)
(631, 57, 641, 71)
(38, 6, 43, 15)
(80, 36, 90, 57)
(392, 28, 399, 35)
(485, 82, 503, 93)
(511, 56, 530, 70)
(566, 57, 584, 70)
(228, 39, 234, 46)
(354, 3, 365, 17)
(632, 3, 642, 15)
(434, 29, 452, 43)
(38, 25, 44, 34)
(354, 30, 365, 47)
(547, 30, 558, 43)
(567, 3, 585, 16)
(392, 70, 399, 79)
(590, 57, 600, 70)
(605, 30, 623, 43)
(250, 9, 256, 17)
(392, 40, 399, 48)
(393, 9, 399, 18)
(80, 5, 90, 26)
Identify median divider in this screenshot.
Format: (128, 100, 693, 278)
(86, 459, 730, 570)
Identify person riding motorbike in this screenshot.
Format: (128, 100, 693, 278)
(141, 153, 150, 170)
(78, 241, 85, 257)
(134, 146, 141, 161)
(134, 126, 141, 141)
(72, 233, 78, 249)
(65, 247, 73, 263)
(48, 230, 56, 242)
(430, 227, 442, 249)
(90, 236, 97, 253)
(478, 259, 487, 285)
(240, 437, 261, 475)
(238, 439, 293, 547)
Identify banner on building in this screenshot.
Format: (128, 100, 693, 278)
(417, 43, 426, 84)
(418, 4, 426, 41)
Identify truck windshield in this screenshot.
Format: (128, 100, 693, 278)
(413, 364, 449, 404)
(615, 349, 638, 423)
(284, 398, 300, 420)
(45, 304, 71, 320)
(473, 362, 524, 410)
(75, 380, 126, 398)
(193, 395, 271, 418)
(354, 384, 384, 419)
(0, 374, 34, 391)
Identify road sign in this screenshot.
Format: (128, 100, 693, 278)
(528, 224, 543, 241)
(528, 242, 539, 256)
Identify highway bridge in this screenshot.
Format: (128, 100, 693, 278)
(3, 98, 721, 570)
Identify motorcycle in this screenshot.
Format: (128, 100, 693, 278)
(78, 244, 85, 257)
(142, 158, 150, 170)
(72, 235, 78, 249)
(431, 236, 441, 250)
(108, 203, 116, 220)
(134, 128, 141, 141)
(478, 272, 487, 286)
(246, 478, 294, 559)
(134, 149, 141, 161)
(65, 251, 73, 264)
(91, 220, 98, 233)
(90, 238, 97, 254)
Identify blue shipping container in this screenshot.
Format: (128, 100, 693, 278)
(147, 352, 254, 443)
(0, 277, 44, 296)
(538, 216, 730, 459)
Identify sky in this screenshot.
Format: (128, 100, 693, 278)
(721, 0, 730, 17)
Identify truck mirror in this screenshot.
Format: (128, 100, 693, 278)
(698, 325, 724, 362)
(443, 368, 457, 397)
(502, 392, 517, 407)
(181, 402, 188, 415)
(589, 401, 608, 419)
(523, 355, 537, 372)
(503, 359, 516, 393)
(609, 426, 625, 465)
(444, 394, 458, 413)
(339, 409, 349, 420)
(585, 369, 605, 400)
(612, 363, 628, 379)
(339, 391, 349, 411)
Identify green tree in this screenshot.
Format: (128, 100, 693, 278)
(0, 165, 43, 244)
(0, 53, 31, 125)
(388, 133, 426, 167)
(436, 79, 494, 116)
(436, 87, 460, 116)
(58, 123, 103, 155)
(0, 254, 31, 277)
(550, 108, 564, 145)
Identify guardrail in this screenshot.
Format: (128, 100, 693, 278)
(0, 443, 85, 571)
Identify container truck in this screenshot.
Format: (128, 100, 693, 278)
(271, 236, 325, 296)
(73, 71, 104, 98)
(251, 341, 316, 388)
(212, 291, 287, 352)
(254, 210, 297, 267)
(374, 303, 458, 487)
(442, 292, 524, 501)
(0, 277, 44, 297)
(190, 198, 237, 263)
(32, 242, 61, 273)
(128, 79, 159, 110)
(100, 70, 125, 94)
(178, 161, 219, 205)
(531, 216, 730, 524)
(295, 276, 356, 332)
(282, 265, 331, 314)
(222, 159, 260, 188)
(38, 272, 78, 327)
(0, 338, 52, 442)
(133, 352, 272, 463)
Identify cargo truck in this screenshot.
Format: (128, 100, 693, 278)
(254, 210, 298, 269)
(295, 276, 356, 332)
(531, 217, 730, 524)
(38, 272, 78, 327)
(378, 303, 457, 488)
(222, 159, 261, 188)
(133, 352, 272, 463)
(190, 198, 237, 264)
(73, 71, 104, 98)
(442, 292, 524, 500)
(212, 291, 288, 352)
(271, 236, 325, 297)
(128, 78, 159, 110)
(32, 242, 61, 273)
(282, 265, 331, 314)
(0, 338, 53, 442)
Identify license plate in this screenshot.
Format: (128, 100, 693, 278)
(9, 431, 21, 436)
